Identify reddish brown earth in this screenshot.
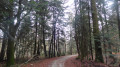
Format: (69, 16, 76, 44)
(65, 56, 81, 67)
(21, 57, 60, 67)
(0, 55, 115, 67)
(21, 55, 113, 67)
(22, 55, 75, 67)
(21, 55, 75, 67)
(65, 56, 113, 67)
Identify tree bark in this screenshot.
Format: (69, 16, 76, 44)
(88, 1, 93, 60)
(91, 0, 104, 63)
(7, 25, 16, 67)
(33, 18, 37, 55)
(43, 24, 47, 57)
(115, 0, 120, 38)
(0, 33, 7, 61)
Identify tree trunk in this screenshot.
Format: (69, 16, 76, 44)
(6, 1, 16, 65)
(57, 30, 60, 56)
(0, 33, 7, 61)
(99, 11, 108, 64)
(115, 0, 120, 38)
(91, 0, 104, 63)
(37, 40, 40, 55)
(102, 0, 112, 58)
(34, 18, 37, 55)
(88, 1, 93, 60)
(53, 24, 56, 57)
(70, 26, 72, 55)
(43, 24, 47, 57)
(7, 25, 15, 67)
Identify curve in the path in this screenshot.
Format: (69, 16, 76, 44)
(49, 55, 77, 67)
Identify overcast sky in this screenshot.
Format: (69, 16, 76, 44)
(63, 0, 75, 41)
(0, 0, 114, 38)
(64, 0, 75, 18)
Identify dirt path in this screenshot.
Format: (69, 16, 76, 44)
(22, 55, 76, 67)
(49, 55, 77, 67)
(21, 55, 110, 67)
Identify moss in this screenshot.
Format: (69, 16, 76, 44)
(6, 38, 15, 67)
(91, 0, 104, 63)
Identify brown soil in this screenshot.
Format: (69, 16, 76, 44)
(65, 56, 113, 67)
(22, 57, 59, 67)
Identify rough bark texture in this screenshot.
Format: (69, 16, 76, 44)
(91, 0, 104, 63)
(34, 18, 37, 55)
(6, 0, 22, 66)
(88, 3, 93, 60)
(0, 33, 7, 61)
(43, 24, 47, 57)
(7, 26, 15, 67)
(115, 0, 120, 38)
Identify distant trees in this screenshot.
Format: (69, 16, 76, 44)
(115, 0, 120, 38)
(48, 0, 65, 57)
(0, 0, 120, 66)
(74, 0, 90, 61)
(74, 0, 120, 64)
(0, 0, 66, 67)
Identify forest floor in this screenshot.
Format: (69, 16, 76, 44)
(21, 55, 113, 67)
(21, 55, 75, 67)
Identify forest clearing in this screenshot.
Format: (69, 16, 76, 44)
(1, 0, 120, 67)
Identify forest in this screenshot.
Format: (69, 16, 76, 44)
(0, 0, 120, 67)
